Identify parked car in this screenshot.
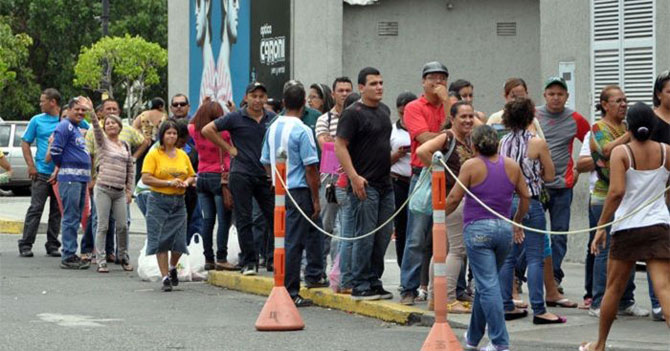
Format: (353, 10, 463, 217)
(0, 121, 35, 195)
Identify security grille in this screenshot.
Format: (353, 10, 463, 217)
(377, 21, 398, 36)
(496, 22, 517, 36)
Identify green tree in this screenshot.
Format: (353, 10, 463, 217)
(0, 19, 39, 119)
(74, 35, 167, 118)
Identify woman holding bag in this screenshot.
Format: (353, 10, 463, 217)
(142, 119, 196, 292)
(188, 98, 236, 271)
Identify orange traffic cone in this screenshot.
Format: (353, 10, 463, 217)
(255, 150, 305, 331)
(255, 286, 305, 331)
(421, 152, 462, 350)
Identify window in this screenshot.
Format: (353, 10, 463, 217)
(13, 125, 26, 147)
(0, 125, 10, 147)
(591, 0, 655, 120)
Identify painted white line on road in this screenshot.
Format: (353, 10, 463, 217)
(37, 313, 122, 327)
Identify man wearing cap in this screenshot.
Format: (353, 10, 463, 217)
(202, 82, 276, 276)
(399, 61, 451, 305)
(536, 76, 590, 288)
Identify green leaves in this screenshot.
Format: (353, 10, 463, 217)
(0, 19, 39, 119)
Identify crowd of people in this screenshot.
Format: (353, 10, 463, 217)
(5, 63, 669, 351)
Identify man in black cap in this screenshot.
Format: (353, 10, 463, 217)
(202, 81, 276, 276)
(399, 61, 453, 306)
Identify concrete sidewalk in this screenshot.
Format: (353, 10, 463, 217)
(209, 246, 669, 351)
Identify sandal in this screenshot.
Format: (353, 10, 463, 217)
(121, 260, 133, 272)
(97, 262, 109, 273)
(578, 342, 596, 351)
(447, 300, 472, 314)
(546, 298, 578, 308)
(533, 315, 567, 324)
(504, 309, 528, 321)
(513, 299, 529, 309)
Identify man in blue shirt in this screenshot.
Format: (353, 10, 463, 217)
(261, 82, 324, 307)
(18, 89, 65, 257)
(51, 96, 93, 269)
(202, 82, 276, 276)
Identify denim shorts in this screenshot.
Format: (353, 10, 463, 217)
(145, 191, 189, 255)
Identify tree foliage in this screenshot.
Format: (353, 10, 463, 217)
(0, 0, 167, 119)
(74, 35, 167, 118)
(0, 18, 39, 119)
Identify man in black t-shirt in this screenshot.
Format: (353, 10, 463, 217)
(335, 67, 395, 301)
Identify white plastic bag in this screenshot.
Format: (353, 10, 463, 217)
(227, 226, 240, 265)
(176, 252, 192, 282)
(137, 240, 161, 282)
(187, 233, 207, 281)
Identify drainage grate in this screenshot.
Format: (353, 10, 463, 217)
(377, 21, 399, 36)
(496, 22, 517, 36)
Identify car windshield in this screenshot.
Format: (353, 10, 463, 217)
(13, 125, 26, 147)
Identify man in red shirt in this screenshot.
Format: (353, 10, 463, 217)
(399, 61, 450, 305)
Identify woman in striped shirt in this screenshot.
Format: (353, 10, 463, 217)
(91, 110, 135, 273)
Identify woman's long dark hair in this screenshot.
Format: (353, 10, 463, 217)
(191, 98, 224, 132)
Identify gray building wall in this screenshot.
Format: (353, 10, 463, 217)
(657, 0, 670, 74)
(539, 0, 591, 264)
(342, 0, 542, 120)
(167, 0, 190, 103)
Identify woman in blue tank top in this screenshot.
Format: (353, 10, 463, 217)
(445, 125, 530, 351)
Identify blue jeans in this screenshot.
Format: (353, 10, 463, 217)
(349, 185, 395, 292)
(464, 219, 512, 349)
(336, 187, 354, 289)
(590, 202, 635, 309)
(197, 173, 233, 262)
(82, 187, 114, 255)
(500, 198, 547, 315)
(59, 181, 87, 261)
(285, 188, 324, 298)
(400, 174, 433, 296)
(546, 187, 572, 284)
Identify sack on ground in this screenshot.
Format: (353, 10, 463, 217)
(328, 252, 341, 293)
(187, 233, 207, 281)
(137, 239, 161, 282)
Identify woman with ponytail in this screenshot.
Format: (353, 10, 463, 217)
(580, 102, 670, 350)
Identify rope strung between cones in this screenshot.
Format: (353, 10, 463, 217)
(273, 155, 670, 240)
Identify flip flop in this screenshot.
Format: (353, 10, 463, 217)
(514, 299, 529, 309)
(546, 298, 578, 308)
(578, 342, 595, 351)
(533, 315, 567, 324)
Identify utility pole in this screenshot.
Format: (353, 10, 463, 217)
(101, 0, 112, 98)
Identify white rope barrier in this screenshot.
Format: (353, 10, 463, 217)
(439, 157, 670, 235)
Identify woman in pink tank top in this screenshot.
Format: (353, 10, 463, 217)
(444, 125, 530, 351)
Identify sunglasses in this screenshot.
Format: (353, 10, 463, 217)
(172, 102, 188, 107)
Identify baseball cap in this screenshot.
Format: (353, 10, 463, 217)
(544, 76, 568, 91)
(421, 61, 449, 78)
(245, 81, 267, 94)
(396, 91, 418, 107)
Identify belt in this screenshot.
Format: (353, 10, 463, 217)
(99, 184, 124, 192)
(390, 173, 410, 183)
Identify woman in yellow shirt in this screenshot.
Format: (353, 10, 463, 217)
(141, 119, 195, 292)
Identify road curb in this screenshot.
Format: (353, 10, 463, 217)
(0, 218, 24, 234)
(208, 270, 468, 328)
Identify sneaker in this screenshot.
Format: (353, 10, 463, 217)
(169, 267, 179, 286)
(60, 256, 88, 270)
(97, 262, 109, 273)
(305, 277, 329, 288)
(416, 288, 428, 302)
(400, 292, 415, 305)
(241, 264, 257, 276)
(351, 289, 381, 301)
(293, 295, 313, 307)
(373, 286, 393, 300)
(46, 249, 61, 257)
(651, 307, 665, 321)
(463, 331, 478, 350)
(162, 276, 172, 292)
(588, 307, 600, 318)
(19, 248, 34, 257)
(480, 343, 510, 351)
(618, 303, 649, 317)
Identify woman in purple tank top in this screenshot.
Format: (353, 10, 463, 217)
(444, 125, 530, 351)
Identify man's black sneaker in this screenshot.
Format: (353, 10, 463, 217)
(373, 286, 393, 300)
(241, 264, 257, 276)
(19, 248, 34, 257)
(60, 256, 88, 270)
(162, 277, 172, 292)
(305, 277, 330, 288)
(351, 289, 381, 301)
(46, 249, 61, 257)
(293, 295, 313, 307)
(169, 267, 179, 287)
